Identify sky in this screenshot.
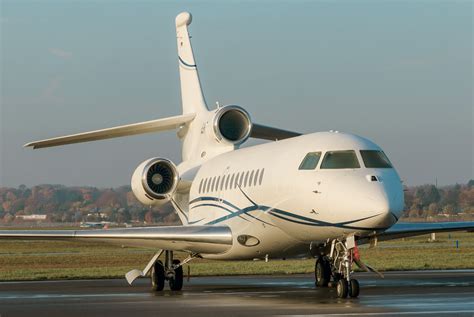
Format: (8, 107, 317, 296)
(0, 0, 472, 188)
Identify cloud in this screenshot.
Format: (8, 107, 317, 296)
(49, 48, 73, 59)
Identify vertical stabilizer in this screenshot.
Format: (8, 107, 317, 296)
(176, 12, 208, 114)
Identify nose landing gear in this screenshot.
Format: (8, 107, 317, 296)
(314, 256, 331, 287)
(314, 236, 361, 299)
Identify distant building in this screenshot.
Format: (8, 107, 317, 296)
(86, 212, 109, 220)
(15, 214, 48, 221)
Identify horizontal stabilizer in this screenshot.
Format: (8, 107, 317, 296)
(0, 225, 232, 254)
(24, 113, 196, 149)
(250, 123, 301, 141)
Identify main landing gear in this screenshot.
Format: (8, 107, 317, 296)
(314, 236, 360, 299)
(151, 250, 184, 291)
(125, 250, 198, 291)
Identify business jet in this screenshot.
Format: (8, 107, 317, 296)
(1, 12, 473, 299)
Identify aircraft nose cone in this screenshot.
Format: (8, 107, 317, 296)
(371, 194, 397, 228)
(369, 183, 404, 228)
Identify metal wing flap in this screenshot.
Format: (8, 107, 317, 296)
(0, 225, 232, 254)
(371, 221, 474, 242)
(24, 113, 196, 149)
(250, 123, 301, 141)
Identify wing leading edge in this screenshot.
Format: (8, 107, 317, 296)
(362, 221, 474, 243)
(0, 225, 232, 254)
(24, 113, 196, 149)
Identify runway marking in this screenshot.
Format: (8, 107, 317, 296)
(283, 310, 474, 316)
(362, 291, 474, 298)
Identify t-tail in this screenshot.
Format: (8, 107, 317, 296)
(175, 12, 208, 115)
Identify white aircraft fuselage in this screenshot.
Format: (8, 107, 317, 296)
(179, 131, 404, 260)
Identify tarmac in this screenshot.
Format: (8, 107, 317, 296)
(0, 270, 473, 316)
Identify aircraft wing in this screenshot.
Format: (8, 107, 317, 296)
(0, 225, 232, 254)
(361, 221, 474, 243)
(250, 123, 301, 141)
(24, 113, 196, 149)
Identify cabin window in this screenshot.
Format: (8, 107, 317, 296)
(234, 172, 240, 188)
(320, 150, 360, 169)
(242, 171, 248, 187)
(254, 170, 260, 186)
(259, 168, 265, 185)
(210, 176, 215, 192)
(198, 179, 203, 194)
(299, 152, 322, 170)
(360, 150, 392, 168)
(249, 170, 255, 187)
(225, 174, 230, 190)
(239, 172, 245, 187)
(220, 175, 225, 190)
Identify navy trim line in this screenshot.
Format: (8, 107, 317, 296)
(189, 195, 386, 230)
(179, 56, 196, 68)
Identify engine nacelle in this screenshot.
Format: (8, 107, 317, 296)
(213, 105, 252, 145)
(131, 158, 179, 205)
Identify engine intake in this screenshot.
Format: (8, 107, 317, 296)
(213, 105, 252, 145)
(131, 158, 178, 205)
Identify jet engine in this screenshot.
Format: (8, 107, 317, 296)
(212, 105, 252, 145)
(131, 158, 179, 205)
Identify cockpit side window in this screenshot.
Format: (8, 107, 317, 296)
(320, 150, 360, 169)
(299, 152, 322, 170)
(360, 150, 392, 168)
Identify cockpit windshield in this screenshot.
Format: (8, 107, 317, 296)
(360, 150, 392, 168)
(320, 150, 360, 169)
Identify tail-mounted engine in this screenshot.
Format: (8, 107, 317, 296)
(213, 105, 252, 145)
(131, 158, 179, 205)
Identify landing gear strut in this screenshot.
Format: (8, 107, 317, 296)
(314, 236, 360, 299)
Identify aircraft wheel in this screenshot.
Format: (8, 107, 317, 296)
(336, 279, 348, 298)
(169, 259, 183, 291)
(349, 279, 360, 298)
(315, 257, 330, 287)
(328, 272, 341, 288)
(151, 260, 165, 291)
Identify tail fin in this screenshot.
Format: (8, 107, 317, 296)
(176, 12, 208, 115)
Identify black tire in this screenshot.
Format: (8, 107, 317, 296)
(169, 259, 183, 291)
(336, 279, 348, 298)
(349, 279, 360, 298)
(315, 257, 330, 287)
(151, 260, 165, 292)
